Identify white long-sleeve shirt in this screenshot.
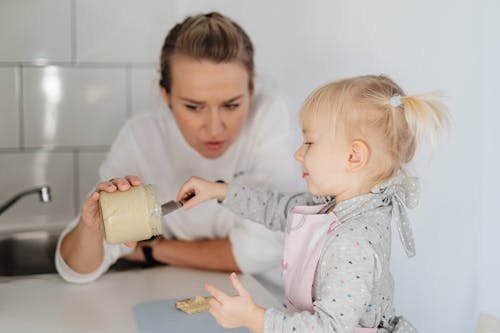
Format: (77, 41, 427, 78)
(55, 93, 304, 287)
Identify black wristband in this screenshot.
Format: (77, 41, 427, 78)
(141, 245, 164, 267)
(215, 179, 226, 204)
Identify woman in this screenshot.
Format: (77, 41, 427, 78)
(56, 12, 302, 289)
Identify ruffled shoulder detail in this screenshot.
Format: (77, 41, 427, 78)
(371, 169, 420, 257)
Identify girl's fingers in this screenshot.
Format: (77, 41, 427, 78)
(208, 297, 222, 310)
(229, 272, 249, 297)
(124, 241, 136, 248)
(205, 283, 230, 303)
(177, 182, 202, 210)
(180, 194, 200, 210)
(177, 179, 196, 202)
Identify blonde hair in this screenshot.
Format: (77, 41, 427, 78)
(159, 12, 254, 93)
(300, 75, 449, 182)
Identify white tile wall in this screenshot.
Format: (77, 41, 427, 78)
(0, 0, 277, 233)
(130, 67, 163, 116)
(0, 67, 20, 148)
(22, 66, 128, 148)
(77, 151, 107, 209)
(0, 0, 71, 63)
(75, 0, 176, 63)
(0, 152, 75, 224)
(0, 0, 294, 233)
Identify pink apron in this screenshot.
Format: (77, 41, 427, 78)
(282, 203, 378, 333)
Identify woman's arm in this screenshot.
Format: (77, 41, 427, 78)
(127, 237, 240, 271)
(59, 215, 105, 274)
(155, 239, 238, 271)
(57, 177, 140, 282)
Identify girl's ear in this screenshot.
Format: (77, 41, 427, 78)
(347, 140, 370, 172)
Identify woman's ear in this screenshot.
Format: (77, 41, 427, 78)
(160, 86, 172, 109)
(249, 80, 255, 98)
(347, 140, 370, 172)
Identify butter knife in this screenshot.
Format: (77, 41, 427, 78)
(160, 192, 195, 216)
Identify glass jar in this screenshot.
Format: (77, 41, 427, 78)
(98, 184, 162, 244)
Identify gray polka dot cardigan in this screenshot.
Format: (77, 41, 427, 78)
(221, 172, 419, 332)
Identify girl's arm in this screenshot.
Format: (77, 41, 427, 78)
(178, 177, 312, 231)
(220, 183, 311, 231)
(205, 273, 266, 333)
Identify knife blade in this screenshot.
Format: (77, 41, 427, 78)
(160, 200, 183, 216)
(160, 192, 195, 216)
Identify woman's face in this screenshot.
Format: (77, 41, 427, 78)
(162, 55, 252, 159)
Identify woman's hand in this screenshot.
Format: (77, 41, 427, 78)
(177, 176, 228, 210)
(205, 273, 265, 332)
(79, 175, 142, 235)
(61, 175, 143, 273)
(122, 242, 146, 262)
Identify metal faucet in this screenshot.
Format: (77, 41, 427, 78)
(0, 185, 52, 216)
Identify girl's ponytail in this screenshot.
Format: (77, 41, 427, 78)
(399, 93, 449, 155)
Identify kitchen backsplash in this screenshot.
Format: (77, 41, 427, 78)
(0, 0, 177, 230)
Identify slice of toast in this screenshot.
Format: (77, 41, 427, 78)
(175, 296, 210, 314)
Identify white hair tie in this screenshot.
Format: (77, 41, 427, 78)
(390, 95, 402, 107)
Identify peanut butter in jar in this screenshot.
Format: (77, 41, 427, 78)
(98, 184, 162, 244)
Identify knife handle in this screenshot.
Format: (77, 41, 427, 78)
(179, 191, 196, 206)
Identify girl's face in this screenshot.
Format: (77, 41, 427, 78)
(294, 111, 355, 200)
(162, 55, 252, 159)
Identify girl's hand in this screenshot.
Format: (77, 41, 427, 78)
(79, 176, 142, 236)
(177, 176, 228, 210)
(205, 273, 265, 332)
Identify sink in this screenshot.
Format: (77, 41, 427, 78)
(0, 230, 153, 277)
(0, 230, 58, 276)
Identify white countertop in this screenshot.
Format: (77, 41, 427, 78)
(0, 267, 283, 333)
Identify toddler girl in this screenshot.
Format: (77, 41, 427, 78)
(177, 75, 448, 332)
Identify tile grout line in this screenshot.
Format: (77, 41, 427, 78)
(70, 0, 77, 65)
(126, 65, 132, 118)
(0, 146, 110, 154)
(18, 64, 24, 150)
(73, 149, 80, 216)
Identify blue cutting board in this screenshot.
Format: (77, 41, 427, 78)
(133, 299, 248, 333)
